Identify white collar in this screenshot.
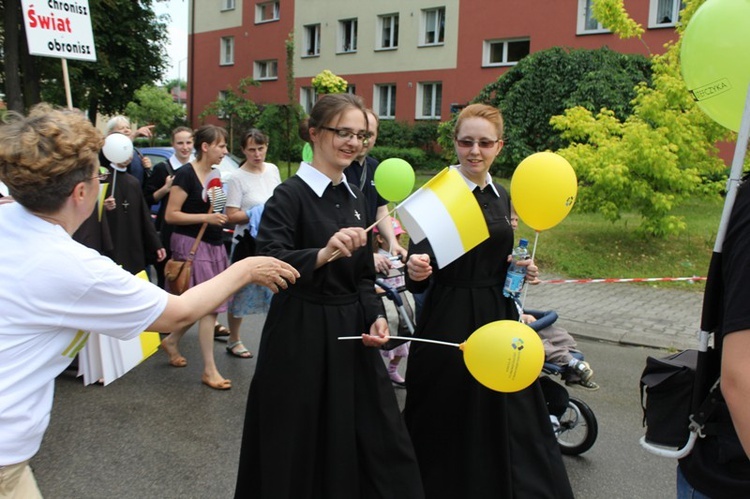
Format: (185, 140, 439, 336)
(452, 165, 500, 197)
(296, 162, 357, 199)
(169, 153, 194, 170)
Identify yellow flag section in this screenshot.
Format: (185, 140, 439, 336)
(77, 270, 161, 386)
(397, 167, 489, 269)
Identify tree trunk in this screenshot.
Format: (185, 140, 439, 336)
(88, 96, 99, 126)
(19, 24, 41, 109)
(3, 0, 24, 112)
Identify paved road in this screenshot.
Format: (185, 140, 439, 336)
(32, 280, 705, 498)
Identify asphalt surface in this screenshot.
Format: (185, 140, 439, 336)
(31, 278, 706, 498)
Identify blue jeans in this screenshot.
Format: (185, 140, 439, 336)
(676, 466, 712, 499)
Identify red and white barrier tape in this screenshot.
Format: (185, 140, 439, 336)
(540, 276, 706, 285)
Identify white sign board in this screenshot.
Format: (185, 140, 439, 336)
(21, 0, 97, 62)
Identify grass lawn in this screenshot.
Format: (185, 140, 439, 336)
(277, 162, 723, 290)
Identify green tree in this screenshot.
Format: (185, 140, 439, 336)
(124, 84, 185, 144)
(457, 47, 651, 176)
(199, 77, 262, 155)
(549, 0, 738, 236)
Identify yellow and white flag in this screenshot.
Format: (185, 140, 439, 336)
(397, 167, 489, 268)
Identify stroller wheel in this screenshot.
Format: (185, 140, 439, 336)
(556, 397, 598, 455)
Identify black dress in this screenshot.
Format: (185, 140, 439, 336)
(104, 170, 161, 274)
(404, 178, 573, 499)
(235, 175, 424, 499)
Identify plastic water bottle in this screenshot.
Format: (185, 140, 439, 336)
(503, 238, 529, 298)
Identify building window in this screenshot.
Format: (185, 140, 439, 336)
(347, 85, 356, 95)
(339, 19, 358, 53)
(417, 82, 442, 119)
(221, 0, 236, 11)
(649, 0, 684, 27)
(300, 87, 316, 114)
(577, 0, 609, 34)
(256, 1, 280, 23)
(421, 7, 445, 46)
(483, 38, 530, 67)
(375, 84, 396, 119)
(255, 60, 278, 80)
(304, 24, 321, 57)
(220, 37, 234, 65)
(378, 14, 399, 50)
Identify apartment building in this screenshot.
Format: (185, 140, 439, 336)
(187, 0, 681, 126)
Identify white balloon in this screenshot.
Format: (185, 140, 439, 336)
(102, 133, 133, 164)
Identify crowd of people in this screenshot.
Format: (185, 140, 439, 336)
(3, 95, 746, 498)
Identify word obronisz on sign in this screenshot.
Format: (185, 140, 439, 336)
(21, 0, 97, 62)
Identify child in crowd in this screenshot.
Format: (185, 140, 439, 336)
(510, 207, 599, 390)
(373, 217, 414, 387)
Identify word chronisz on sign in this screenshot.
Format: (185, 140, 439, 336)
(21, 0, 97, 62)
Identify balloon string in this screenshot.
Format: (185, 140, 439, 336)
(337, 336, 460, 348)
(326, 206, 398, 262)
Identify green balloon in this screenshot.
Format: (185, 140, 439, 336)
(302, 143, 313, 163)
(374, 158, 415, 202)
(681, 0, 750, 131)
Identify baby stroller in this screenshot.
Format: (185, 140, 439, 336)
(526, 309, 599, 455)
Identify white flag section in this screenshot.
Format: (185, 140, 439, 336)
(77, 271, 161, 385)
(397, 167, 490, 268)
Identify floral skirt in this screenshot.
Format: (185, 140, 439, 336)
(230, 283, 272, 317)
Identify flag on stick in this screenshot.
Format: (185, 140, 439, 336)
(397, 167, 489, 268)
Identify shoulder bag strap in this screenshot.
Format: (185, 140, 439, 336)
(186, 202, 214, 262)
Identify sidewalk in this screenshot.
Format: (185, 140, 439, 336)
(524, 277, 705, 351)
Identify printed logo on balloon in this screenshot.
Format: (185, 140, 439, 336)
(681, 0, 750, 132)
(510, 151, 577, 232)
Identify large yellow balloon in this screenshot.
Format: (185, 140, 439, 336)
(510, 152, 577, 231)
(460, 320, 544, 393)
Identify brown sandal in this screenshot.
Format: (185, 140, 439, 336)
(161, 339, 187, 367)
(201, 374, 232, 390)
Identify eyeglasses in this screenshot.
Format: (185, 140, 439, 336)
(455, 138, 502, 149)
(319, 126, 369, 143)
(90, 167, 110, 182)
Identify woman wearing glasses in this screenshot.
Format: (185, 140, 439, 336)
(404, 104, 573, 498)
(234, 94, 424, 498)
(0, 105, 298, 498)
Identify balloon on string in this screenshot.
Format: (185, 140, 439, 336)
(102, 133, 134, 164)
(302, 142, 313, 163)
(460, 320, 544, 392)
(681, 0, 750, 132)
(510, 152, 577, 231)
(374, 158, 415, 202)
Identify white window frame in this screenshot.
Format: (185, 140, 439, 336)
(576, 0, 610, 35)
(416, 82, 442, 120)
(304, 24, 321, 57)
(339, 18, 358, 53)
(377, 14, 399, 50)
(300, 87, 317, 114)
(254, 60, 278, 81)
(648, 0, 684, 28)
(483, 38, 530, 67)
(221, 0, 236, 11)
(421, 7, 445, 46)
(375, 84, 397, 120)
(220, 36, 234, 66)
(255, 1, 280, 23)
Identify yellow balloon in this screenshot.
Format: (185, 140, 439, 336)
(460, 320, 544, 393)
(510, 152, 577, 231)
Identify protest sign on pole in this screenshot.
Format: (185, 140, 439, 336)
(20, 1, 97, 108)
